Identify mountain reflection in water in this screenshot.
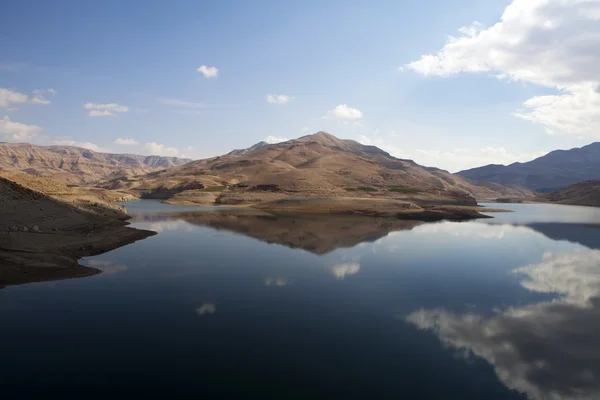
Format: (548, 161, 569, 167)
(3, 201, 600, 399)
(129, 210, 423, 254)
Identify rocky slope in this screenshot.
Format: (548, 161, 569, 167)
(0, 142, 192, 184)
(102, 132, 531, 204)
(0, 173, 155, 287)
(457, 142, 600, 191)
(542, 180, 600, 207)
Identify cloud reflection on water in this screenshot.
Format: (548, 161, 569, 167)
(407, 249, 600, 400)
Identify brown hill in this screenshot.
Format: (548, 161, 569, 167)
(102, 131, 532, 204)
(542, 180, 600, 207)
(0, 173, 155, 287)
(0, 142, 192, 184)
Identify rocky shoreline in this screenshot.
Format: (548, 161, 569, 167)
(0, 176, 155, 288)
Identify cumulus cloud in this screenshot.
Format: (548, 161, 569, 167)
(405, 0, 600, 137)
(84, 102, 129, 117)
(407, 249, 600, 400)
(88, 110, 113, 117)
(113, 137, 138, 145)
(264, 135, 289, 144)
(324, 104, 363, 120)
(162, 98, 212, 109)
(144, 142, 194, 158)
(331, 263, 360, 279)
(0, 115, 42, 141)
(29, 89, 56, 105)
(196, 65, 218, 78)
(53, 139, 104, 152)
(30, 95, 50, 105)
(414, 147, 548, 172)
(266, 94, 293, 104)
(0, 88, 29, 108)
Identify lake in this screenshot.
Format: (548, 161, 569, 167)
(2, 201, 600, 399)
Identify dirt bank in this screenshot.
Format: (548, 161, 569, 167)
(0, 176, 155, 287)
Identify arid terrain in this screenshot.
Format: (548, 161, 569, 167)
(0, 142, 191, 184)
(541, 180, 600, 207)
(0, 174, 154, 287)
(101, 132, 531, 212)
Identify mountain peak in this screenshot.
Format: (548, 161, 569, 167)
(298, 131, 346, 146)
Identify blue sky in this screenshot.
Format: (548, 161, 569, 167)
(2, 0, 599, 172)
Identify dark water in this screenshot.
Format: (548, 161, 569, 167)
(2, 201, 600, 399)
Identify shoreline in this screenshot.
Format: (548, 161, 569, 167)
(0, 224, 156, 288)
(159, 195, 509, 221)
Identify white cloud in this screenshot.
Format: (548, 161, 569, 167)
(414, 148, 548, 172)
(53, 139, 104, 152)
(331, 263, 360, 279)
(196, 65, 218, 78)
(264, 135, 289, 144)
(357, 131, 547, 171)
(162, 98, 212, 109)
(30, 95, 50, 105)
(88, 110, 113, 117)
(144, 142, 194, 158)
(513, 84, 600, 135)
(266, 94, 293, 104)
(405, 0, 600, 138)
(47, 88, 57, 94)
(84, 103, 129, 117)
(0, 88, 28, 108)
(324, 104, 363, 120)
(358, 134, 403, 157)
(0, 115, 42, 141)
(114, 137, 138, 145)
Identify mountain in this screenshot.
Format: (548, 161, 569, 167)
(457, 142, 600, 191)
(103, 131, 531, 204)
(0, 142, 193, 184)
(542, 180, 600, 207)
(227, 141, 269, 156)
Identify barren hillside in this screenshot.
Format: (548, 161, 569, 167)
(0, 142, 192, 184)
(102, 132, 531, 203)
(542, 180, 600, 207)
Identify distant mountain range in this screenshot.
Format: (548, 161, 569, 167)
(457, 142, 600, 191)
(0, 142, 192, 184)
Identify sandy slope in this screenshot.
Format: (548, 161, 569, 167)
(542, 180, 600, 207)
(0, 142, 192, 184)
(0, 175, 155, 287)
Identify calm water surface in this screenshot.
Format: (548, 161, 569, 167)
(2, 200, 600, 399)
